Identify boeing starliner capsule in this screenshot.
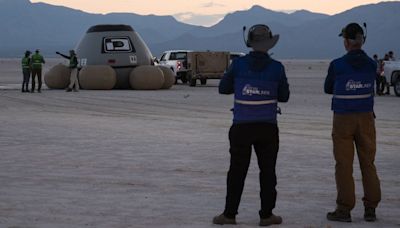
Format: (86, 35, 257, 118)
(45, 24, 174, 90)
(75, 24, 154, 89)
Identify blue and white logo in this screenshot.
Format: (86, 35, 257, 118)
(345, 80, 372, 91)
(242, 84, 270, 96)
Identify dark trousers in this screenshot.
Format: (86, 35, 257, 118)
(224, 122, 279, 219)
(375, 75, 382, 94)
(31, 68, 42, 91)
(22, 69, 30, 91)
(376, 75, 386, 95)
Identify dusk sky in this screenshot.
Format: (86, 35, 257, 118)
(30, 0, 397, 26)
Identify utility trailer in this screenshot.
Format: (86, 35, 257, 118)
(185, 51, 230, 87)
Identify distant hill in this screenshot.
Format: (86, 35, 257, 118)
(155, 2, 400, 59)
(0, 0, 399, 59)
(0, 0, 198, 56)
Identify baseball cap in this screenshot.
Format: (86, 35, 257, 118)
(339, 23, 364, 40)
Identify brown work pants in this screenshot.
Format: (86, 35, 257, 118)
(68, 68, 79, 91)
(332, 112, 381, 211)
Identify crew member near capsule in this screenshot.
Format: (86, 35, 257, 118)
(214, 24, 290, 226)
(31, 49, 45, 93)
(56, 50, 79, 92)
(324, 23, 381, 223)
(21, 50, 31, 93)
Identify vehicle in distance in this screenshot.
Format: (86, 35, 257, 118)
(229, 52, 245, 65)
(383, 60, 400, 96)
(186, 51, 230, 87)
(158, 50, 192, 84)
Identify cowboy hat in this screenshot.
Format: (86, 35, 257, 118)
(247, 24, 279, 51)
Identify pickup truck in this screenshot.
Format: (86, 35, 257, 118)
(383, 61, 400, 96)
(158, 50, 192, 84)
(185, 51, 230, 87)
(229, 52, 245, 64)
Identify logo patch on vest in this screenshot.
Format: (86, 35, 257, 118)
(345, 80, 372, 91)
(242, 84, 270, 96)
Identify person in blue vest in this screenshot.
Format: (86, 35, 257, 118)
(213, 24, 290, 226)
(21, 50, 31, 92)
(324, 23, 381, 223)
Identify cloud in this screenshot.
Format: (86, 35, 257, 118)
(173, 12, 225, 27)
(277, 9, 297, 14)
(200, 1, 225, 8)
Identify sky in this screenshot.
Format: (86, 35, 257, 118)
(30, 0, 398, 26)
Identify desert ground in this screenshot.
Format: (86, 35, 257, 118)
(0, 58, 399, 228)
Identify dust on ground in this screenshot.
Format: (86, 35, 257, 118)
(0, 59, 399, 228)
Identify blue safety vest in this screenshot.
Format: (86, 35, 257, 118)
(233, 58, 280, 123)
(332, 61, 375, 113)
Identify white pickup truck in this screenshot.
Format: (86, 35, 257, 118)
(158, 50, 192, 84)
(383, 61, 400, 96)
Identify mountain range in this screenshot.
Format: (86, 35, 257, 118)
(0, 0, 399, 59)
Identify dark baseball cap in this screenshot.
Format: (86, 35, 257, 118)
(339, 23, 364, 40)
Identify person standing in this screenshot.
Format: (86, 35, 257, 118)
(388, 51, 396, 61)
(382, 54, 391, 95)
(21, 50, 31, 93)
(373, 54, 379, 95)
(31, 49, 45, 93)
(372, 54, 378, 63)
(56, 50, 79, 92)
(213, 24, 290, 226)
(324, 23, 381, 223)
(373, 54, 384, 95)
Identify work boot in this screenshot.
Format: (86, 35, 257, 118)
(65, 88, 72, 92)
(212, 213, 236, 225)
(364, 207, 376, 222)
(38, 89, 41, 93)
(31, 89, 34, 93)
(259, 214, 282, 226)
(327, 209, 351, 222)
(73, 89, 79, 92)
